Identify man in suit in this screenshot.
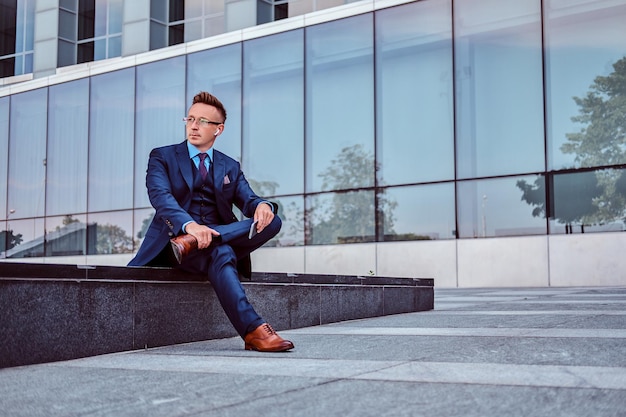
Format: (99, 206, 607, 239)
(129, 91, 294, 352)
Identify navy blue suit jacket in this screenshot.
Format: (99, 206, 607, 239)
(128, 140, 268, 268)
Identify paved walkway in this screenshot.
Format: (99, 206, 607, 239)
(1, 287, 625, 417)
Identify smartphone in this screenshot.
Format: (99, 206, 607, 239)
(248, 220, 258, 239)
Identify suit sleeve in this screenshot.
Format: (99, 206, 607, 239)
(146, 147, 194, 235)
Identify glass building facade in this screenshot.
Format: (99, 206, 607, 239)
(1, 0, 626, 287)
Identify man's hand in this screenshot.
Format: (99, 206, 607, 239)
(185, 222, 220, 250)
(254, 203, 275, 233)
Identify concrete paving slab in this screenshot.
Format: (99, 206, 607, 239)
(1, 286, 625, 417)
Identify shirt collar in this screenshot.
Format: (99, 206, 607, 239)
(187, 141, 214, 161)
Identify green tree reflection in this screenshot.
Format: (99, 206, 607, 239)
(308, 144, 397, 244)
(518, 56, 626, 230)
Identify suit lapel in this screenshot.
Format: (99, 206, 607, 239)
(212, 150, 226, 195)
(176, 141, 194, 191)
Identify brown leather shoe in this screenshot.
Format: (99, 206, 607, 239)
(244, 323, 294, 352)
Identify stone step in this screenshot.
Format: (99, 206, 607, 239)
(0, 262, 433, 368)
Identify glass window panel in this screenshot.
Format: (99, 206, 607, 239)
(94, 0, 107, 37)
(376, 0, 454, 185)
(60, 0, 78, 11)
(108, 35, 121, 57)
(150, 0, 167, 22)
(8, 88, 47, 219)
(47, 78, 89, 216)
(77, 41, 94, 63)
(0, 97, 8, 220)
(269, 196, 304, 247)
(134, 56, 186, 208)
(184, 19, 202, 42)
(0, 221, 6, 258)
(94, 38, 106, 60)
(88, 68, 135, 212)
(185, 0, 203, 17)
(305, 14, 375, 192)
(382, 183, 456, 241)
(549, 169, 626, 234)
(187, 44, 242, 160)
(108, 0, 123, 34)
(78, 0, 95, 40)
(243, 29, 304, 196)
(203, 15, 224, 37)
(458, 175, 547, 238)
(454, 0, 545, 179)
(23, 51, 33, 74)
(58, 39, 76, 67)
(86, 210, 135, 255)
(3, 217, 45, 259)
(170, 0, 186, 21)
(306, 190, 375, 245)
(545, 1, 626, 170)
(133, 208, 155, 253)
(45, 214, 87, 256)
(205, 0, 224, 14)
(23, 0, 35, 51)
(150, 21, 167, 50)
(59, 9, 77, 41)
(169, 23, 184, 45)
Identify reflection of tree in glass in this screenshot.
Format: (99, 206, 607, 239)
(96, 224, 135, 254)
(247, 178, 290, 247)
(517, 174, 601, 231)
(138, 213, 154, 239)
(562, 56, 626, 168)
(308, 144, 397, 244)
(1, 230, 23, 252)
(518, 56, 626, 229)
(562, 56, 626, 225)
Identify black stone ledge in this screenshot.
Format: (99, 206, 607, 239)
(0, 262, 433, 368)
(0, 262, 434, 287)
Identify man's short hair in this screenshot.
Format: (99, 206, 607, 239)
(192, 92, 227, 123)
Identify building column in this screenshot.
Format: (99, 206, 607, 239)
(33, 0, 60, 78)
(122, 0, 151, 56)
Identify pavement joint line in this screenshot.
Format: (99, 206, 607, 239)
(285, 327, 626, 338)
(352, 361, 626, 390)
(424, 310, 626, 315)
(52, 353, 408, 380)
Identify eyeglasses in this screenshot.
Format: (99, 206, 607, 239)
(183, 116, 223, 128)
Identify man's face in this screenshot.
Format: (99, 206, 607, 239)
(185, 102, 224, 151)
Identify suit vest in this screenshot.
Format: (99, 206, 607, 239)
(187, 160, 221, 226)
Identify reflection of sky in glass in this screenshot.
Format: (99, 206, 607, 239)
(47, 79, 89, 216)
(3, 217, 45, 258)
(135, 56, 186, 209)
(1, 0, 625, 265)
(243, 30, 304, 196)
(187, 44, 242, 161)
(376, 0, 454, 185)
(306, 15, 375, 192)
(385, 183, 456, 240)
(455, 0, 545, 179)
(545, 3, 626, 170)
(8, 89, 47, 219)
(88, 69, 135, 212)
(0, 97, 8, 220)
(457, 175, 547, 238)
